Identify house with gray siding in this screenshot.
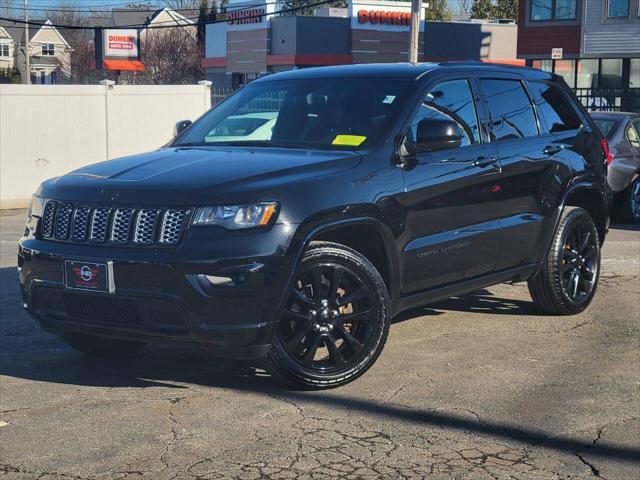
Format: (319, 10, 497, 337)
(518, 0, 639, 111)
(580, 0, 640, 91)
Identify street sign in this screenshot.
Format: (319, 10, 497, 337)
(551, 48, 563, 60)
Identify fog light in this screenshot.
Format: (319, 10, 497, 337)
(200, 274, 235, 286)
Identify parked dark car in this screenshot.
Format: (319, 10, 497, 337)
(591, 112, 640, 223)
(19, 63, 610, 388)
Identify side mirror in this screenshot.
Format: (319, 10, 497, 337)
(406, 118, 462, 154)
(174, 120, 192, 137)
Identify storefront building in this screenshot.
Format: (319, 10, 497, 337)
(203, 0, 519, 90)
(517, 0, 640, 111)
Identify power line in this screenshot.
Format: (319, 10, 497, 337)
(0, 2, 288, 28)
(1, 1, 282, 14)
(0, 0, 334, 30)
(1, 0, 159, 7)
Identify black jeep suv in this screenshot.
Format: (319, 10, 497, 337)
(19, 63, 610, 388)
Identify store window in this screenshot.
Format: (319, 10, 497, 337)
(42, 44, 54, 56)
(532, 59, 553, 72)
(480, 79, 538, 141)
(530, 0, 577, 21)
(630, 58, 640, 88)
(555, 0, 577, 19)
(554, 59, 576, 88)
(527, 82, 582, 133)
(607, 0, 630, 17)
(577, 59, 599, 89)
(600, 59, 623, 88)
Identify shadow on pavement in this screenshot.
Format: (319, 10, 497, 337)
(392, 288, 540, 324)
(3, 265, 639, 465)
(609, 222, 640, 232)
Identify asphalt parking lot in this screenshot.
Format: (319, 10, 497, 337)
(1, 208, 638, 480)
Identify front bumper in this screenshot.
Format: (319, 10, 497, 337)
(18, 225, 297, 359)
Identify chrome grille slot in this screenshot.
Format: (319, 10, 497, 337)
(42, 202, 188, 246)
(89, 207, 111, 243)
(54, 203, 73, 240)
(41, 201, 57, 237)
(110, 208, 135, 243)
(159, 209, 189, 245)
(71, 205, 92, 242)
(133, 209, 160, 244)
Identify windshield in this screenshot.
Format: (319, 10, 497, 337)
(175, 78, 413, 149)
(593, 118, 621, 139)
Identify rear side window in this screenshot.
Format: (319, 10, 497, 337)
(480, 79, 538, 142)
(593, 118, 621, 139)
(527, 82, 583, 133)
(627, 123, 640, 148)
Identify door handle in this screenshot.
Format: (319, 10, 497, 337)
(543, 145, 563, 156)
(473, 156, 498, 168)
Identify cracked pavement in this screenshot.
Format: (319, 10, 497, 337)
(1, 209, 639, 479)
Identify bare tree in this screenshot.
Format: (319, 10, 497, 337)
(130, 27, 202, 84)
(453, 0, 473, 15)
(162, 0, 200, 10)
(48, 3, 100, 83)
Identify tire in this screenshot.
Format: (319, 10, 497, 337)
(528, 207, 601, 315)
(614, 177, 640, 224)
(267, 241, 390, 389)
(62, 333, 147, 357)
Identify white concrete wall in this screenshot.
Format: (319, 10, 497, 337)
(0, 82, 211, 209)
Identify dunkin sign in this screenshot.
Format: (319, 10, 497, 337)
(357, 10, 411, 25)
(227, 8, 265, 25)
(102, 29, 140, 59)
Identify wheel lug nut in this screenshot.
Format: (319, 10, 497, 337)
(321, 299, 328, 307)
(328, 324, 333, 330)
(313, 323, 320, 330)
(310, 310, 317, 316)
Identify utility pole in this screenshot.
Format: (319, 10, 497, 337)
(23, 0, 31, 84)
(408, 0, 422, 64)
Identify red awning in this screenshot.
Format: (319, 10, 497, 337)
(102, 59, 145, 71)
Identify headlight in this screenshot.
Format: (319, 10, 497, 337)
(192, 202, 278, 230)
(27, 195, 45, 220)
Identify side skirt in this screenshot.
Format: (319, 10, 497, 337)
(394, 263, 540, 316)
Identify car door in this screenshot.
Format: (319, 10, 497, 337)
(398, 77, 502, 294)
(477, 77, 562, 271)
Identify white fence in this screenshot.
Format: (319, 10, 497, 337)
(0, 82, 212, 209)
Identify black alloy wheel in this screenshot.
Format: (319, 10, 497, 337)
(268, 242, 390, 388)
(560, 220, 599, 304)
(627, 177, 640, 223)
(529, 207, 601, 315)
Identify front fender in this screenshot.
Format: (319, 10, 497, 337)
(273, 210, 401, 321)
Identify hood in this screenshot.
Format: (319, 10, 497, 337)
(40, 147, 362, 206)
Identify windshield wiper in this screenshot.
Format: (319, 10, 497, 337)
(173, 142, 210, 148)
(205, 140, 321, 150)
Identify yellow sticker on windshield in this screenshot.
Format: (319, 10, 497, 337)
(332, 135, 367, 147)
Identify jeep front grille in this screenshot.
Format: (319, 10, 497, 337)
(41, 201, 190, 246)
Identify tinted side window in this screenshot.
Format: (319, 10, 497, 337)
(410, 79, 480, 147)
(480, 79, 538, 141)
(528, 82, 583, 133)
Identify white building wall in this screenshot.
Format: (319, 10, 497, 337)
(0, 83, 211, 208)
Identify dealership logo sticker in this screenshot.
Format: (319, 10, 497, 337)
(80, 265, 94, 282)
(71, 264, 100, 287)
